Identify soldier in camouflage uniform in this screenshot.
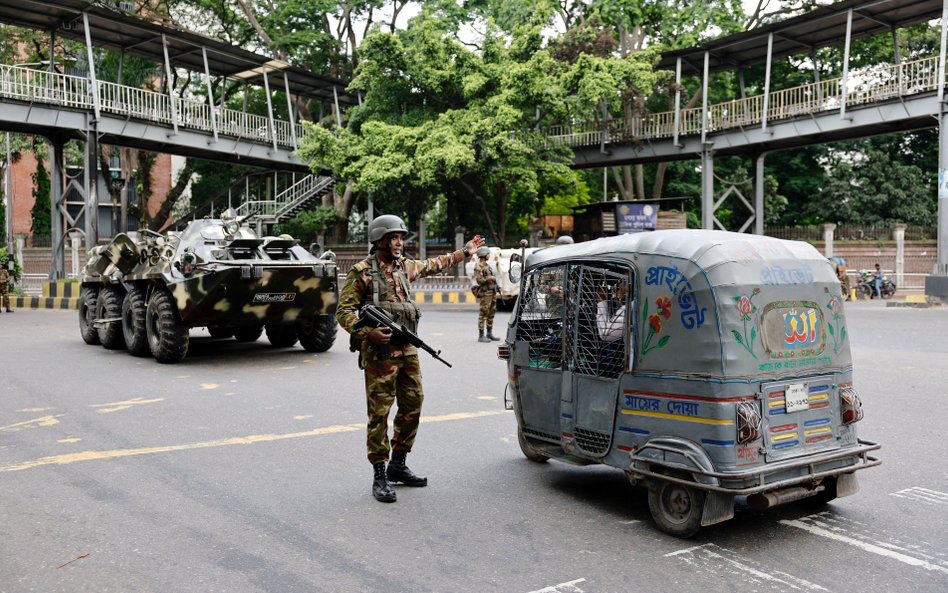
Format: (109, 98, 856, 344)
(336, 214, 484, 503)
(0, 264, 12, 313)
(474, 247, 498, 342)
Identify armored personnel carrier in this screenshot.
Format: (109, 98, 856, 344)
(78, 211, 338, 363)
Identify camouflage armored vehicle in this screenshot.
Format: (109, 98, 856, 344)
(78, 211, 338, 363)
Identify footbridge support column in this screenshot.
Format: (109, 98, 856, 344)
(928, 3, 948, 301)
(49, 134, 65, 279)
(701, 147, 714, 229)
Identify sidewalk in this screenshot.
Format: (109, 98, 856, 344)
(9, 281, 936, 311)
(9, 281, 481, 311)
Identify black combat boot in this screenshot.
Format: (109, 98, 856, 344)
(387, 452, 428, 487)
(372, 462, 397, 503)
(486, 328, 500, 341)
(478, 330, 490, 343)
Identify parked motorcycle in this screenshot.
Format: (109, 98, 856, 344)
(857, 269, 896, 299)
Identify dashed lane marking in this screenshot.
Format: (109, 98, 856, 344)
(91, 397, 165, 414)
(780, 513, 948, 574)
(890, 486, 948, 506)
(0, 409, 507, 473)
(666, 543, 830, 591)
(527, 578, 586, 593)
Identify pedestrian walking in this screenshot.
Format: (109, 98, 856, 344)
(474, 246, 498, 342)
(336, 214, 484, 503)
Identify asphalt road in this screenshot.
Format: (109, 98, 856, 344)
(0, 302, 946, 593)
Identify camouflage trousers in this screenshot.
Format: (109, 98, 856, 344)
(478, 293, 496, 331)
(363, 351, 424, 465)
(0, 283, 8, 309)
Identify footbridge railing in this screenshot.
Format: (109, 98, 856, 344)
(235, 174, 335, 225)
(542, 54, 943, 148)
(0, 64, 307, 149)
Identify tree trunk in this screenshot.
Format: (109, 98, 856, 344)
(635, 164, 645, 200)
(322, 181, 356, 244)
(495, 182, 509, 246)
(149, 158, 195, 231)
(459, 177, 500, 245)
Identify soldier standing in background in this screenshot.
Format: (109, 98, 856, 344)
(0, 262, 12, 313)
(336, 214, 484, 503)
(474, 247, 498, 342)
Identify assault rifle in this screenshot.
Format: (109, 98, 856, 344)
(354, 304, 452, 368)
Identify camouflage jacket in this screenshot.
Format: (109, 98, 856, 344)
(474, 260, 496, 294)
(336, 250, 466, 358)
(0, 268, 8, 287)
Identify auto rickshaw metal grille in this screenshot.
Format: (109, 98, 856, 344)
(523, 427, 561, 443)
(566, 266, 629, 379)
(516, 268, 567, 369)
(574, 427, 611, 456)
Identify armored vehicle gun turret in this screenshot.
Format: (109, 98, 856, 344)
(78, 211, 338, 363)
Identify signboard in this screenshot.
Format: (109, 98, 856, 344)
(616, 203, 658, 233)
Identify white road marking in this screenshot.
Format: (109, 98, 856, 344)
(527, 578, 586, 593)
(91, 397, 164, 414)
(780, 515, 948, 574)
(890, 486, 948, 506)
(666, 543, 830, 591)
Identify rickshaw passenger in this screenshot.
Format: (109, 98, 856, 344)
(594, 278, 632, 376)
(596, 280, 629, 343)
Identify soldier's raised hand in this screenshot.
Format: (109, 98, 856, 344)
(464, 234, 486, 257)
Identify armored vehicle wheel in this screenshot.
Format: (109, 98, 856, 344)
(233, 325, 264, 342)
(146, 288, 189, 364)
(647, 475, 705, 538)
(297, 315, 337, 352)
(266, 323, 299, 348)
(122, 288, 149, 357)
(96, 285, 126, 350)
(207, 326, 234, 339)
(78, 286, 100, 345)
(518, 427, 550, 463)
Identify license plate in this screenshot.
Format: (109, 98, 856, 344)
(785, 383, 809, 413)
(252, 292, 296, 303)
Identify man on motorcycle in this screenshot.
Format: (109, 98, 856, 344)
(874, 263, 885, 299)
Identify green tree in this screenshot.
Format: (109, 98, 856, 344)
(273, 206, 341, 245)
(300, 9, 668, 245)
(813, 138, 934, 226)
(30, 159, 51, 237)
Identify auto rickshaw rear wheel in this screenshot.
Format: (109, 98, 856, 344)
(517, 427, 550, 463)
(647, 474, 705, 538)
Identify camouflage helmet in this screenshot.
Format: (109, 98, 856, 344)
(368, 214, 409, 243)
(476, 246, 490, 258)
(555, 235, 574, 245)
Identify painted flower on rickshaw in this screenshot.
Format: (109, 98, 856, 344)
(731, 288, 761, 359)
(828, 294, 842, 316)
(825, 288, 847, 354)
(656, 296, 672, 320)
(641, 295, 672, 357)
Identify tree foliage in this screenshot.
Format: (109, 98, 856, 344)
(30, 159, 51, 237)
